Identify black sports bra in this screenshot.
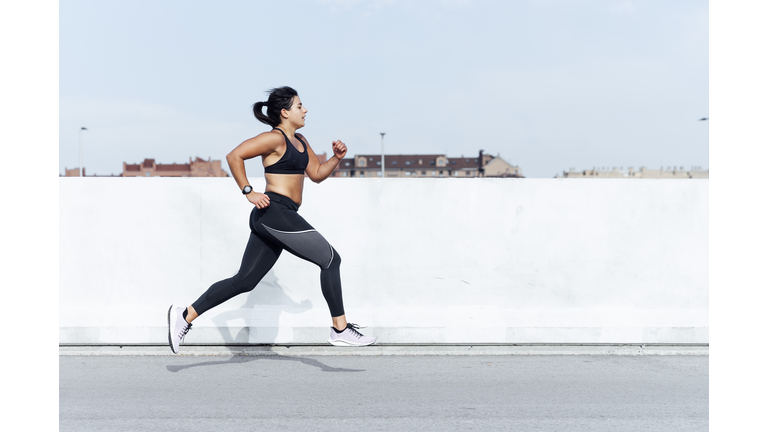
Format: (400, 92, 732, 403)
(264, 128, 309, 175)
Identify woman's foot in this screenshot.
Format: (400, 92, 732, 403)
(167, 305, 193, 354)
(328, 323, 375, 346)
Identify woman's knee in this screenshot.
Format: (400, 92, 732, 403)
(329, 248, 341, 269)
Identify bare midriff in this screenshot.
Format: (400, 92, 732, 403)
(264, 173, 305, 205)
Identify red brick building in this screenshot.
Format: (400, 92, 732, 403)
(122, 157, 229, 177)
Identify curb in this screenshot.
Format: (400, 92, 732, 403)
(59, 344, 709, 356)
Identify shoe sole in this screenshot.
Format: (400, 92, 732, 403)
(167, 305, 179, 354)
(327, 337, 375, 347)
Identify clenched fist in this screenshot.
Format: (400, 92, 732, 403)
(332, 140, 347, 160)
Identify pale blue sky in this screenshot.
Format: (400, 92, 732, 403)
(59, 0, 708, 178)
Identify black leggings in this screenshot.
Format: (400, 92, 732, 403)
(191, 192, 344, 317)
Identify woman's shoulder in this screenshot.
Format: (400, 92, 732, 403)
(235, 130, 285, 156)
(245, 130, 284, 145)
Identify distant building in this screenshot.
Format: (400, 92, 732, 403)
(61, 167, 120, 177)
(122, 157, 229, 177)
(483, 155, 523, 178)
(331, 151, 522, 178)
(556, 166, 708, 179)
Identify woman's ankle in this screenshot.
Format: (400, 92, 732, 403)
(184, 306, 198, 323)
(332, 315, 347, 331)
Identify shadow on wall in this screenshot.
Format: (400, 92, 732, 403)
(206, 269, 313, 347)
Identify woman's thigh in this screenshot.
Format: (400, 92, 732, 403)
(253, 205, 335, 269)
(236, 231, 283, 285)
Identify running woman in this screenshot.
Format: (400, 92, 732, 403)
(167, 86, 375, 353)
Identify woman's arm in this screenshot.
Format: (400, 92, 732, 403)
(226, 132, 281, 208)
(302, 133, 347, 183)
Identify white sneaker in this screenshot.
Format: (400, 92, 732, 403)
(167, 305, 192, 354)
(328, 323, 375, 347)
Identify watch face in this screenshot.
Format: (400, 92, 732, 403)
(243, 185, 252, 194)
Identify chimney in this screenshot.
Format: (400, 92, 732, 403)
(478, 150, 485, 177)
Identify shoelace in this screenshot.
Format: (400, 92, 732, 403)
(346, 323, 364, 338)
(178, 322, 192, 342)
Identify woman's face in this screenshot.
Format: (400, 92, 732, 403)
(283, 96, 308, 129)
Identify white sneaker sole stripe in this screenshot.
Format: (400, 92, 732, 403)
(168, 306, 179, 354)
(327, 337, 375, 347)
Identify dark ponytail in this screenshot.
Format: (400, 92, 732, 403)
(252, 86, 299, 127)
(252, 101, 272, 126)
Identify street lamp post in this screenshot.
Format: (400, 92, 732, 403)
(699, 117, 709, 153)
(79, 127, 88, 177)
(380, 132, 386, 178)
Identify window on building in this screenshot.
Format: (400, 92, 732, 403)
(392, 161, 397, 165)
(145, 171, 151, 177)
(377, 161, 381, 166)
(405, 161, 411, 165)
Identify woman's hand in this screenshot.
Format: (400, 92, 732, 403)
(247, 192, 270, 209)
(332, 140, 347, 160)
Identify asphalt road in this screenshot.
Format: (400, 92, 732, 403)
(60, 355, 708, 431)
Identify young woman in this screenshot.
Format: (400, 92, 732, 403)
(167, 86, 375, 353)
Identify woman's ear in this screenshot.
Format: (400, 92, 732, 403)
(281, 108, 290, 119)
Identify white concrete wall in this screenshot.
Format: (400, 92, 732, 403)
(59, 178, 708, 344)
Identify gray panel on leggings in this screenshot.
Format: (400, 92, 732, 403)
(262, 225, 334, 269)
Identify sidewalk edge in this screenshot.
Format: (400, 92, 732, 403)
(59, 344, 709, 356)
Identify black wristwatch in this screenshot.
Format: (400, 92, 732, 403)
(242, 185, 253, 195)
